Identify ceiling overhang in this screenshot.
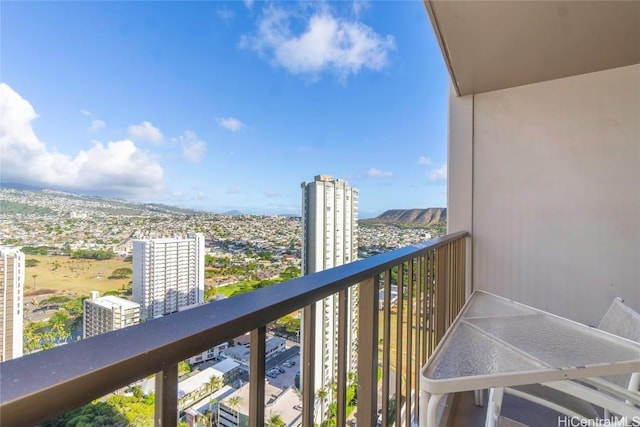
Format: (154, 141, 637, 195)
(424, 0, 640, 96)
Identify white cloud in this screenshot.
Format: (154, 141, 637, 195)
(81, 109, 91, 116)
(0, 83, 164, 196)
(89, 119, 106, 132)
(418, 156, 432, 166)
(428, 164, 447, 183)
(174, 130, 207, 164)
(193, 191, 208, 201)
(216, 117, 246, 132)
(244, 0, 254, 9)
(241, 5, 395, 81)
(217, 8, 234, 22)
(366, 167, 393, 178)
(352, 1, 370, 18)
(227, 187, 242, 195)
(127, 121, 163, 144)
(265, 190, 282, 198)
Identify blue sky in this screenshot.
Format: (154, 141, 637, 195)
(0, 1, 449, 218)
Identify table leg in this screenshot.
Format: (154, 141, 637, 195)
(485, 387, 504, 427)
(426, 393, 444, 427)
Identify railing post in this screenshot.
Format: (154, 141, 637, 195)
(155, 364, 178, 427)
(302, 303, 316, 427)
(382, 270, 391, 427)
(405, 258, 414, 427)
(358, 276, 379, 426)
(435, 246, 448, 343)
(395, 263, 404, 427)
(249, 326, 266, 427)
(415, 255, 425, 423)
(337, 289, 348, 427)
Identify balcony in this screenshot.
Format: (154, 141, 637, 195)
(0, 232, 468, 427)
(2, 2, 638, 426)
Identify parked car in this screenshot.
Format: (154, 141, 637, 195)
(278, 366, 285, 373)
(282, 361, 292, 368)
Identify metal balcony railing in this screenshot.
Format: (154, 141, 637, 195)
(0, 231, 468, 427)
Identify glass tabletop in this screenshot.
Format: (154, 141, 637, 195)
(421, 291, 640, 394)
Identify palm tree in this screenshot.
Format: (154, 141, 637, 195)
(23, 327, 40, 354)
(317, 388, 328, 402)
(207, 375, 223, 394)
(51, 320, 69, 345)
(206, 375, 223, 426)
(201, 409, 212, 427)
(225, 395, 243, 420)
(317, 388, 329, 423)
(347, 372, 357, 385)
(267, 413, 285, 427)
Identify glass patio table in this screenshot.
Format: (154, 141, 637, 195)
(419, 291, 640, 426)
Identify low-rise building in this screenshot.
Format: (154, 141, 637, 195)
(221, 336, 286, 371)
(218, 384, 302, 427)
(83, 291, 140, 338)
(186, 342, 228, 365)
(211, 358, 242, 387)
(182, 385, 235, 427)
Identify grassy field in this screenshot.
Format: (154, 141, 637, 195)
(24, 255, 132, 299)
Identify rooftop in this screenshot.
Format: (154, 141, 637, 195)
(87, 295, 140, 310)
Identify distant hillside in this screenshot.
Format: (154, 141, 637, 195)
(362, 208, 447, 227)
(0, 187, 206, 217)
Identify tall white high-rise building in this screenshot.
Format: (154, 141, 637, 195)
(301, 175, 358, 424)
(0, 247, 24, 362)
(132, 233, 205, 321)
(83, 291, 140, 338)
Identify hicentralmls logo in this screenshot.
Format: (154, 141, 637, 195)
(558, 416, 640, 427)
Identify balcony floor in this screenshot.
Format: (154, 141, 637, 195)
(450, 390, 586, 426)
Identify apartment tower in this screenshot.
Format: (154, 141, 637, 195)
(83, 291, 140, 338)
(0, 247, 24, 362)
(301, 175, 358, 424)
(132, 233, 205, 321)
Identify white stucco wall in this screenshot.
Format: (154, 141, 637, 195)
(448, 64, 640, 325)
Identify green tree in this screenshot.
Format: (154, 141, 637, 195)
(178, 360, 192, 376)
(226, 395, 243, 415)
(23, 326, 41, 354)
(207, 375, 223, 394)
(130, 385, 144, 399)
(71, 249, 115, 260)
(25, 258, 40, 267)
(40, 295, 71, 306)
(51, 318, 69, 345)
(107, 393, 154, 427)
(267, 413, 285, 427)
(204, 285, 219, 301)
(201, 408, 214, 427)
(109, 267, 133, 279)
(42, 400, 127, 426)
